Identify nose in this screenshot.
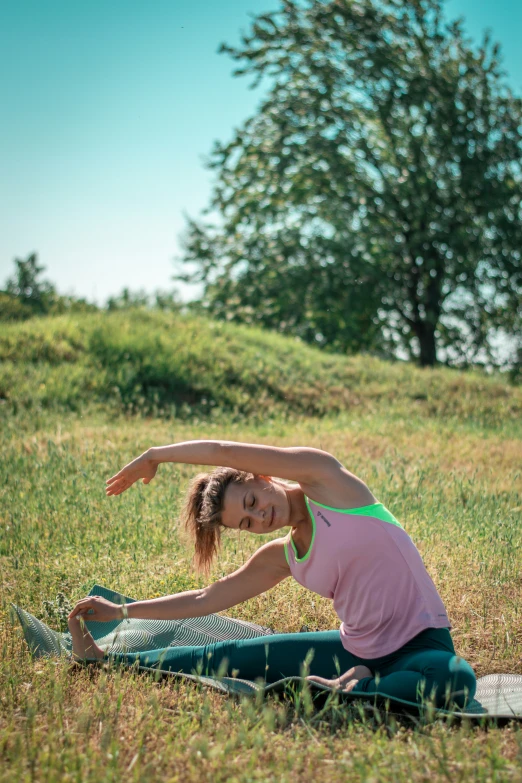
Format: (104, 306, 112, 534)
(262, 506, 273, 529)
(253, 504, 268, 526)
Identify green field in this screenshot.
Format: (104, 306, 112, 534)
(1, 312, 522, 782)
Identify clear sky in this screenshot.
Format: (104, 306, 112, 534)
(1, 0, 521, 304)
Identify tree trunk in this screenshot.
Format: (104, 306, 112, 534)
(416, 321, 437, 367)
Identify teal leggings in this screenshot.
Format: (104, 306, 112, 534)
(107, 627, 476, 709)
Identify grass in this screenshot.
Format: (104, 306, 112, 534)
(1, 312, 522, 781)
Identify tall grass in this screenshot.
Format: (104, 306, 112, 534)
(1, 313, 521, 781)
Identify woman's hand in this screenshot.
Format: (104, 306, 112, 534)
(307, 665, 373, 693)
(106, 450, 158, 496)
(68, 596, 125, 622)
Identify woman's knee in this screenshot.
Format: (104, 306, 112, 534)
(445, 654, 476, 708)
(410, 651, 476, 708)
(425, 654, 476, 708)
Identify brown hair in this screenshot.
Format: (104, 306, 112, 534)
(181, 467, 252, 573)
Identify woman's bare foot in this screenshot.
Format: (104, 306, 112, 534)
(68, 615, 106, 661)
(307, 663, 373, 692)
(342, 665, 373, 693)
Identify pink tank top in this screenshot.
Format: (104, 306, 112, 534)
(284, 497, 451, 658)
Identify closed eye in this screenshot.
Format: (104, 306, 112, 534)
(249, 495, 255, 508)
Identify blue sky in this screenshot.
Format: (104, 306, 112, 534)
(1, 0, 521, 304)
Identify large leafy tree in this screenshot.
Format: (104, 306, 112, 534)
(180, 0, 522, 367)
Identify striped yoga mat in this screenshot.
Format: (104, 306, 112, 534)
(11, 584, 522, 721)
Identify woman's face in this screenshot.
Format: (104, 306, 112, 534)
(221, 477, 290, 534)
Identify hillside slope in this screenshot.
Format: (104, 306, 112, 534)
(1, 310, 520, 425)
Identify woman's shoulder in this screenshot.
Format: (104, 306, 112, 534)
(297, 457, 377, 509)
(253, 537, 292, 575)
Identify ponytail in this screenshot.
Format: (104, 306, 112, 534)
(181, 467, 251, 573)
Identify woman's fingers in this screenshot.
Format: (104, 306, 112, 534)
(106, 455, 155, 494)
(106, 482, 120, 495)
(107, 484, 129, 496)
(106, 477, 132, 496)
(69, 598, 94, 619)
(106, 470, 135, 486)
(106, 458, 156, 495)
(106, 473, 125, 486)
(105, 473, 126, 487)
(106, 471, 138, 490)
(68, 596, 120, 623)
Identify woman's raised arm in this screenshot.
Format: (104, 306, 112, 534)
(106, 440, 339, 496)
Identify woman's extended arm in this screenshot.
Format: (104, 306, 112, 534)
(152, 440, 334, 480)
(106, 440, 340, 496)
(68, 539, 290, 622)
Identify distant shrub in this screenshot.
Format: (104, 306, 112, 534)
(0, 292, 33, 321)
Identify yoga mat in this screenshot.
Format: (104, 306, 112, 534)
(11, 584, 522, 722)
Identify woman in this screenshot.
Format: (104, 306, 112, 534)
(68, 440, 476, 709)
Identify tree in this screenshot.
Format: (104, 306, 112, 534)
(106, 288, 182, 312)
(3, 253, 57, 316)
(1, 253, 99, 320)
(107, 288, 151, 311)
(179, 0, 522, 367)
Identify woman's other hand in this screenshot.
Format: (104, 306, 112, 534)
(106, 450, 158, 496)
(68, 596, 125, 622)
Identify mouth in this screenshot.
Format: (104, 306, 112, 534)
(270, 506, 275, 527)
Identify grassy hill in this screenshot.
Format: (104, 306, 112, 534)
(1, 309, 520, 428)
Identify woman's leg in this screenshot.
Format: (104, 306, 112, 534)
(103, 630, 359, 683)
(69, 618, 476, 708)
(350, 649, 477, 709)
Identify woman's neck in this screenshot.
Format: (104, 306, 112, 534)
(286, 484, 310, 531)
